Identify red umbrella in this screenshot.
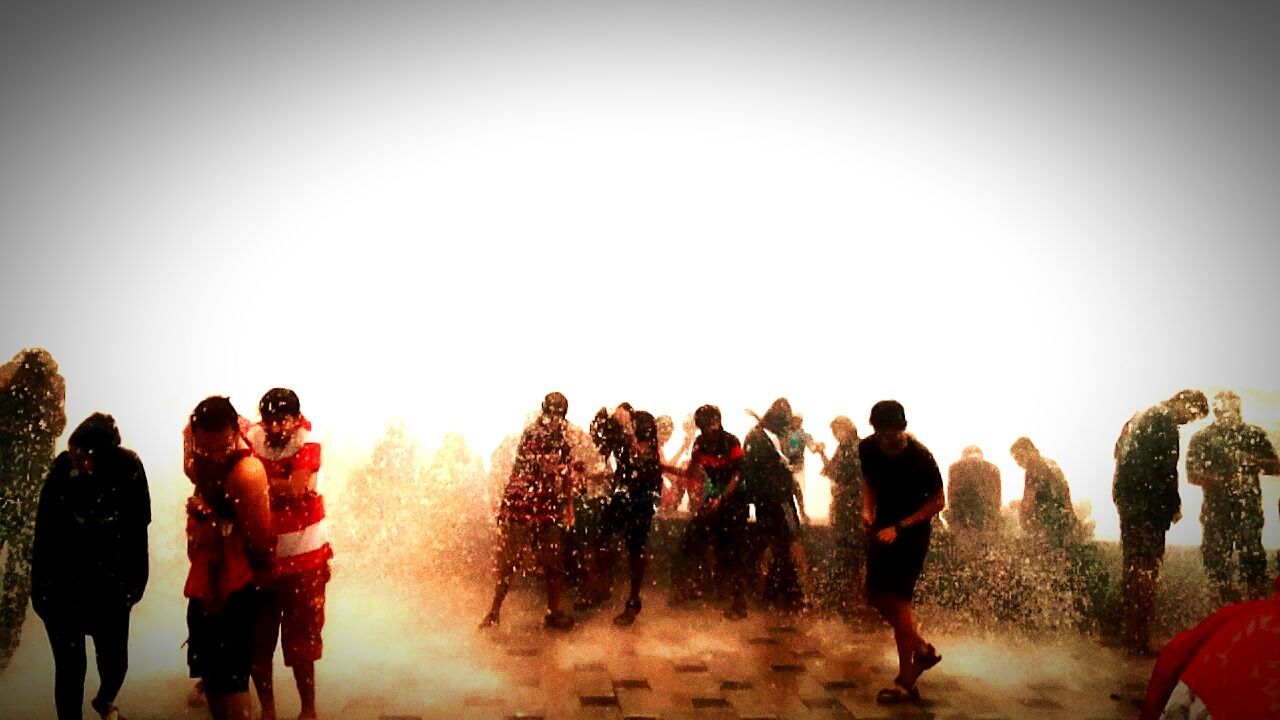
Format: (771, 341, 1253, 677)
(1140, 580, 1280, 720)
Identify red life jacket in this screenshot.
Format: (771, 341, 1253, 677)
(246, 418, 332, 578)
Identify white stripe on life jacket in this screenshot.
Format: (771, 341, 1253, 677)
(276, 520, 329, 558)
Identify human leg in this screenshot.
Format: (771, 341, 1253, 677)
(88, 606, 131, 718)
(250, 588, 282, 720)
(44, 618, 88, 720)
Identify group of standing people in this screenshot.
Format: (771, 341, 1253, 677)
(8, 375, 333, 720)
(4, 340, 1280, 715)
(1116, 388, 1280, 656)
(482, 392, 948, 704)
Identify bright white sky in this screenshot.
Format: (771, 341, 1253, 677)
(3, 2, 1279, 545)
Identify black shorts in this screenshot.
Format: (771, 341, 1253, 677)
(187, 587, 264, 695)
(601, 493, 656, 554)
(866, 525, 931, 601)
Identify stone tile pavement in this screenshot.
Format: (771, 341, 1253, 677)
(423, 603, 1153, 720)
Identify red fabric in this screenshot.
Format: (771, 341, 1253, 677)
(271, 493, 326, 533)
(254, 564, 330, 667)
(1141, 583, 1280, 720)
(183, 448, 258, 610)
(258, 442, 322, 482)
(692, 444, 745, 468)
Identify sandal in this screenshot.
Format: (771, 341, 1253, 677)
(875, 685, 920, 705)
(914, 643, 942, 676)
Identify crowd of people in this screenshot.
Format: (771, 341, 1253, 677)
(2, 344, 1279, 717)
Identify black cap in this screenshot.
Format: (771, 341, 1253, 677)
(869, 400, 907, 431)
(259, 388, 301, 418)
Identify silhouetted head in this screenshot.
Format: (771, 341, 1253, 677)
(69, 412, 122, 474)
(1213, 390, 1242, 425)
(1169, 389, 1209, 425)
(259, 388, 301, 419)
(633, 411, 658, 443)
(830, 416, 857, 444)
(70, 413, 121, 454)
(761, 398, 792, 435)
(260, 388, 303, 447)
(869, 400, 909, 455)
(189, 396, 242, 464)
(1010, 437, 1039, 468)
(961, 445, 984, 461)
(869, 400, 907, 433)
(542, 391, 569, 418)
(656, 415, 675, 444)
(694, 404, 722, 434)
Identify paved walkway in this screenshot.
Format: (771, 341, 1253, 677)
(435, 602, 1153, 720)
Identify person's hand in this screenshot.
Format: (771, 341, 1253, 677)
(876, 525, 898, 544)
(862, 510, 875, 529)
(814, 442, 826, 455)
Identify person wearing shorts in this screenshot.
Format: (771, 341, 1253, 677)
(859, 400, 945, 705)
(247, 389, 332, 720)
(184, 396, 274, 720)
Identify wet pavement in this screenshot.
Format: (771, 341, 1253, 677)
(423, 602, 1153, 720)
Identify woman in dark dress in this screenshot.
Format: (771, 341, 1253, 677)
(859, 400, 945, 703)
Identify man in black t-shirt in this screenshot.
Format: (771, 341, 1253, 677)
(860, 400, 945, 705)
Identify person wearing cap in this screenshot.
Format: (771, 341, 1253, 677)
(668, 404, 749, 617)
(1010, 437, 1076, 547)
(859, 400, 944, 704)
(1113, 389, 1209, 655)
(742, 398, 812, 611)
(246, 389, 331, 720)
(819, 415, 865, 617)
(943, 446, 1001, 532)
(1187, 391, 1280, 605)
(480, 392, 578, 630)
(0, 348, 66, 671)
(31, 413, 149, 720)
